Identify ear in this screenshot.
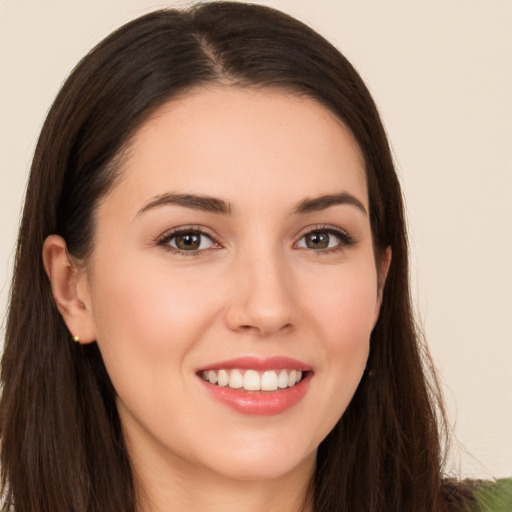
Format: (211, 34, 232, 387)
(373, 246, 392, 324)
(42, 235, 96, 344)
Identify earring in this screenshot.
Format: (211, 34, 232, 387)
(72, 335, 79, 343)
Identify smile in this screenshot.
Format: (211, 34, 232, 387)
(200, 368, 304, 391)
(197, 356, 313, 415)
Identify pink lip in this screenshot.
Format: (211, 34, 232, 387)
(198, 356, 312, 372)
(197, 356, 313, 416)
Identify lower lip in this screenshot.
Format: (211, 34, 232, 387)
(199, 374, 312, 416)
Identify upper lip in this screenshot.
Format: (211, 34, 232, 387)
(198, 356, 312, 372)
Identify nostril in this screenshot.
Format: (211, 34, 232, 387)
(239, 324, 258, 332)
(238, 322, 293, 336)
(224, 295, 297, 336)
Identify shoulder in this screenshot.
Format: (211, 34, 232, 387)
(442, 478, 512, 512)
(473, 478, 512, 512)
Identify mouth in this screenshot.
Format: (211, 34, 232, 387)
(196, 356, 313, 415)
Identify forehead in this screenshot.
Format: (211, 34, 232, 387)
(109, 86, 367, 210)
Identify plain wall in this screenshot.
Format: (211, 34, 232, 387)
(1, 0, 511, 478)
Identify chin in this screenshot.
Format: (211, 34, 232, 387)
(195, 437, 317, 482)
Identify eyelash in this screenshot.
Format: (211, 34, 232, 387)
(156, 225, 356, 257)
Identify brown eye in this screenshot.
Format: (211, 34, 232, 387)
(167, 231, 214, 252)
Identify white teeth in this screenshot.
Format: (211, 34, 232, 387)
(243, 370, 260, 390)
(228, 369, 243, 389)
(287, 369, 297, 387)
(200, 368, 305, 391)
(260, 371, 278, 391)
(278, 369, 289, 389)
(217, 369, 229, 387)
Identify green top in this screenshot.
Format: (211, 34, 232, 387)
(475, 478, 512, 512)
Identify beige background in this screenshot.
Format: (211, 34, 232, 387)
(1, 0, 511, 478)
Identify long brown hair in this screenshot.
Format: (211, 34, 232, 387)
(1, 3, 473, 511)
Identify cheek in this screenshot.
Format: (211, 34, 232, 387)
(300, 262, 377, 414)
(87, 254, 220, 392)
(86, 257, 228, 445)
(303, 260, 379, 347)
(282, 274, 377, 455)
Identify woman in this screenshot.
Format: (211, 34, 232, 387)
(0, 2, 493, 511)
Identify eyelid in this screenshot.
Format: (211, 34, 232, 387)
(294, 224, 350, 240)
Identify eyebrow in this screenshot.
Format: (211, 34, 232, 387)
(137, 190, 367, 217)
(137, 193, 234, 217)
(291, 192, 367, 216)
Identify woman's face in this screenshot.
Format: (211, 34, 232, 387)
(79, 87, 387, 484)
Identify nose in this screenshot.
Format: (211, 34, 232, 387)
(224, 249, 298, 337)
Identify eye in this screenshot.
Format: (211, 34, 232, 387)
(296, 227, 354, 252)
(158, 229, 218, 254)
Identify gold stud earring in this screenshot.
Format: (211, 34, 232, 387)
(72, 335, 79, 343)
